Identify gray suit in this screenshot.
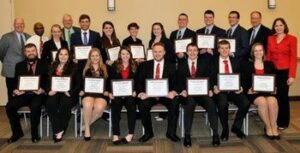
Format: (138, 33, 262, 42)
(0, 31, 30, 78)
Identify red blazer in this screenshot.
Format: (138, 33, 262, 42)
(267, 34, 297, 78)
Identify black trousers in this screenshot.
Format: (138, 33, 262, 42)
(45, 93, 74, 134)
(181, 96, 218, 136)
(275, 69, 290, 127)
(214, 92, 250, 130)
(111, 96, 136, 135)
(5, 94, 44, 137)
(138, 97, 179, 135)
(5, 77, 15, 102)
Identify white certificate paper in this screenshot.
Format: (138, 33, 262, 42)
(51, 76, 71, 92)
(130, 45, 145, 59)
(175, 38, 192, 53)
(218, 74, 240, 91)
(187, 78, 209, 96)
(218, 38, 236, 53)
(18, 76, 40, 91)
(51, 50, 58, 61)
(146, 79, 169, 97)
(197, 35, 215, 49)
(84, 77, 104, 94)
(107, 46, 121, 61)
(146, 49, 153, 61)
(112, 80, 133, 97)
(75, 46, 92, 60)
(253, 75, 275, 92)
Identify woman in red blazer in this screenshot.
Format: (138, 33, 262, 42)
(267, 18, 297, 130)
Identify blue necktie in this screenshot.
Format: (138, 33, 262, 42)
(83, 32, 88, 45)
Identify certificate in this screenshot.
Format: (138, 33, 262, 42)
(218, 74, 240, 91)
(18, 76, 40, 91)
(111, 79, 133, 97)
(252, 74, 275, 93)
(197, 35, 215, 49)
(51, 76, 71, 92)
(175, 38, 192, 53)
(218, 38, 236, 53)
(84, 77, 105, 94)
(146, 79, 169, 97)
(107, 46, 121, 61)
(51, 50, 58, 61)
(187, 78, 209, 96)
(74, 46, 92, 60)
(146, 49, 153, 61)
(130, 45, 145, 59)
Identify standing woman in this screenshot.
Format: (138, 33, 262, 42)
(42, 24, 68, 64)
(79, 48, 109, 141)
(267, 18, 297, 130)
(122, 22, 143, 46)
(241, 43, 279, 139)
(45, 48, 80, 142)
(109, 47, 137, 145)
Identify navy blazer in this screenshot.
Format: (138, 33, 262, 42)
(169, 28, 196, 46)
(248, 24, 271, 52)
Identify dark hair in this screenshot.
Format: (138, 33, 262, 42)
(101, 21, 120, 48)
(179, 13, 188, 18)
(152, 42, 165, 49)
(127, 22, 139, 30)
(151, 22, 167, 40)
(24, 43, 37, 50)
(50, 47, 74, 75)
(115, 46, 137, 73)
(217, 40, 231, 49)
(204, 10, 215, 17)
(250, 11, 262, 18)
(186, 42, 198, 51)
(250, 42, 265, 61)
(79, 14, 90, 22)
(271, 17, 289, 34)
(229, 11, 240, 19)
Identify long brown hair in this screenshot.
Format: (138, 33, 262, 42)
(115, 46, 137, 73)
(82, 48, 108, 78)
(250, 42, 265, 62)
(101, 21, 120, 48)
(49, 47, 74, 75)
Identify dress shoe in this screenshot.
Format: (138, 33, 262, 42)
(120, 138, 129, 144)
(183, 135, 192, 148)
(231, 126, 246, 139)
(7, 133, 24, 144)
(273, 135, 281, 140)
(166, 133, 180, 142)
(138, 133, 154, 142)
(84, 136, 91, 141)
(220, 129, 229, 141)
(212, 134, 220, 146)
(112, 140, 122, 145)
(263, 128, 273, 140)
(31, 136, 41, 143)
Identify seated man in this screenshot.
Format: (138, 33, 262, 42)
(5, 43, 48, 143)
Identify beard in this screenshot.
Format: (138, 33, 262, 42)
(26, 56, 38, 62)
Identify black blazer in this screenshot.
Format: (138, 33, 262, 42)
(148, 37, 175, 63)
(176, 58, 212, 93)
(226, 25, 250, 61)
(122, 36, 143, 47)
(240, 60, 275, 94)
(248, 24, 271, 52)
(136, 59, 176, 94)
(61, 26, 80, 40)
(82, 67, 110, 92)
(42, 38, 68, 64)
(14, 59, 48, 91)
(169, 28, 196, 46)
(100, 37, 121, 63)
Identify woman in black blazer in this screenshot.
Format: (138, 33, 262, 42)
(45, 47, 80, 142)
(122, 22, 143, 46)
(42, 24, 68, 64)
(241, 43, 279, 139)
(109, 47, 137, 145)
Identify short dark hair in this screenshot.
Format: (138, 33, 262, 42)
(179, 13, 188, 18)
(204, 10, 215, 17)
(271, 17, 289, 34)
(24, 43, 37, 51)
(229, 11, 240, 19)
(217, 40, 231, 49)
(186, 43, 198, 51)
(250, 11, 262, 18)
(153, 42, 165, 49)
(79, 14, 90, 22)
(127, 22, 139, 30)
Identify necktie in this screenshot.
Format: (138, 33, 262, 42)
(83, 32, 88, 45)
(223, 60, 230, 74)
(227, 29, 232, 38)
(191, 62, 196, 78)
(155, 63, 160, 79)
(177, 30, 182, 39)
(67, 29, 71, 49)
(249, 28, 256, 45)
(205, 28, 209, 34)
(28, 63, 34, 75)
(20, 34, 25, 49)
(40, 37, 44, 58)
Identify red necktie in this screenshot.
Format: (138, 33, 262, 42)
(155, 63, 160, 79)
(223, 60, 230, 74)
(191, 62, 196, 78)
(40, 37, 44, 57)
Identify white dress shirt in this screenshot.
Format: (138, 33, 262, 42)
(81, 29, 90, 44)
(153, 59, 164, 79)
(219, 56, 233, 73)
(26, 35, 49, 58)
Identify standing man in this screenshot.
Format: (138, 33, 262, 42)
(62, 14, 80, 49)
(26, 22, 49, 59)
(0, 18, 31, 101)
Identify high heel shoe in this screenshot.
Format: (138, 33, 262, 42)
(84, 136, 91, 141)
(264, 128, 273, 140)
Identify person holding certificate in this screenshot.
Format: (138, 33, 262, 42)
(267, 18, 298, 130)
(211, 40, 250, 141)
(45, 48, 81, 143)
(78, 48, 110, 141)
(136, 42, 179, 143)
(42, 24, 68, 64)
(108, 47, 137, 145)
(6, 43, 48, 143)
(241, 43, 279, 139)
(177, 43, 220, 147)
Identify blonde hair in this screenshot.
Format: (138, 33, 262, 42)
(250, 42, 265, 62)
(82, 48, 108, 78)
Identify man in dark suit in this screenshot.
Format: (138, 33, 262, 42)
(226, 11, 249, 62)
(169, 13, 196, 61)
(61, 14, 80, 49)
(177, 43, 220, 147)
(248, 11, 271, 54)
(211, 40, 250, 141)
(137, 42, 180, 143)
(196, 10, 226, 58)
(5, 43, 48, 143)
(70, 14, 101, 70)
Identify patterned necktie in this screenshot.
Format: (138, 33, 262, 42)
(223, 60, 230, 74)
(40, 37, 44, 58)
(83, 32, 88, 45)
(191, 62, 196, 78)
(249, 28, 256, 45)
(205, 28, 209, 34)
(177, 30, 182, 39)
(227, 29, 232, 38)
(155, 63, 160, 79)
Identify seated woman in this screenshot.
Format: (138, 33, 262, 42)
(79, 48, 109, 141)
(45, 47, 80, 142)
(241, 43, 279, 140)
(109, 47, 137, 145)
